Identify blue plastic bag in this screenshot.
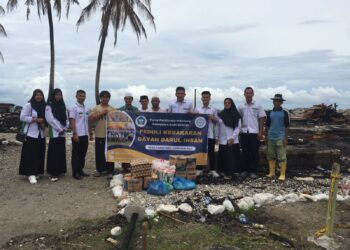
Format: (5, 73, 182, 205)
(172, 176, 196, 190)
(147, 180, 171, 196)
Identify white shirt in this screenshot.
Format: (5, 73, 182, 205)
(69, 102, 90, 136)
(217, 118, 241, 145)
(195, 105, 218, 139)
(168, 100, 193, 114)
(238, 101, 266, 134)
(20, 103, 45, 138)
(45, 105, 69, 138)
(148, 108, 166, 113)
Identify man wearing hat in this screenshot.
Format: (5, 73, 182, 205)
(265, 94, 290, 181)
(139, 95, 150, 112)
(119, 92, 139, 112)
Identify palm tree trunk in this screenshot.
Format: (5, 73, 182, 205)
(95, 34, 107, 105)
(95, 4, 112, 105)
(46, 0, 55, 99)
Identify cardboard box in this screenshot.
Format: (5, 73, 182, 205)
(175, 170, 187, 178)
(130, 158, 152, 178)
(123, 176, 143, 192)
(142, 176, 152, 190)
(186, 172, 197, 180)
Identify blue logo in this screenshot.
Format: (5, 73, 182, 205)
(135, 116, 147, 127)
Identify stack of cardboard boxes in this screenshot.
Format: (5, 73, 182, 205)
(124, 159, 156, 192)
(170, 155, 197, 180)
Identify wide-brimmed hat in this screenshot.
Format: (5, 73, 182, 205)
(271, 94, 286, 101)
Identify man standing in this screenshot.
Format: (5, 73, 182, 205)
(265, 94, 289, 181)
(89, 91, 116, 179)
(238, 87, 266, 178)
(195, 91, 219, 177)
(149, 96, 166, 112)
(119, 92, 139, 112)
(139, 95, 150, 112)
(69, 90, 91, 180)
(168, 86, 193, 113)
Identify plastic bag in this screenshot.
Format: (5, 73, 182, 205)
(172, 176, 196, 190)
(147, 180, 171, 196)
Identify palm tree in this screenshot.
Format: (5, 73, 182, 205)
(77, 0, 155, 104)
(7, 0, 79, 96)
(0, 5, 7, 62)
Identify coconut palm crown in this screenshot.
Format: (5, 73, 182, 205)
(77, 0, 156, 104)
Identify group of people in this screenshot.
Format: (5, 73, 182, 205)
(19, 86, 290, 184)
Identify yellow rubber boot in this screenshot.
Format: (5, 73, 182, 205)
(267, 160, 276, 177)
(278, 161, 287, 181)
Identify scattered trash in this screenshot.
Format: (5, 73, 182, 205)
(145, 208, 156, 218)
(253, 193, 275, 207)
(222, 199, 235, 212)
(178, 203, 193, 213)
(118, 198, 129, 208)
(106, 237, 118, 246)
(112, 186, 124, 197)
(307, 235, 340, 250)
(110, 226, 122, 236)
(312, 193, 329, 202)
(238, 213, 248, 224)
(156, 204, 178, 213)
(237, 197, 255, 210)
(295, 177, 314, 182)
(172, 176, 196, 190)
(118, 208, 125, 215)
(270, 231, 295, 248)
(207, 204, 225, 215)
(252, 223, 264, 229)
(284, 193, 300, 203)
(147, 181, 172, 196)
(110, 174, 124, 187)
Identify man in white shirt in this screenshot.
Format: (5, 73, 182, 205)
(139, 95, 150, 112)
(168, 86, 193, 114)
(238, 87, 266, 178)
(69, 90, 92, 180)
(149, 96, 166, 112)
(195, 91, 219, 177)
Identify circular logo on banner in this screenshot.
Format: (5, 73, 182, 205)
(194, 116, 206, 129)
(135, 115, 147, 127)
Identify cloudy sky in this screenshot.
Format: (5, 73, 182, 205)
(1, 0, 350, 110)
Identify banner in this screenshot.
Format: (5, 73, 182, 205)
(106, 111, 208, 165)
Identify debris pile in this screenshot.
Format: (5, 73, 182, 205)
(290, 104, 347, 124)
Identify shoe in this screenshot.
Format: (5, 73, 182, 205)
(224, 175, 232, 180)
(106, 174, 113, 180)
(278, 161, 287, 181)
(28, 175, 37, 184)
(93, 172, 102, 177)
(210, 171, 220, 178)
(249, 173, 258, 178)
(267, 160, 276, 177)
(49, 176, 59, 182)
(73, 173, 82, 180)
(79, 170, 90, 177)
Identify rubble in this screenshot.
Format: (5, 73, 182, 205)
(252, 193, 275, 207)
(156, 204, 178, 213)
(237, 197, 255, 211)
(222, 199, 235, 212)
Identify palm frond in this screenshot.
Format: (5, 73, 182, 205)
(65, 0, 79, 19)
(6, 0, 19, 12)
(135, 0, 155, 29)
(54, 0, 62, 20)
(24, 0, 35, 19)
(0, 24, 7, 37)
(0, 51, 4, 63)
(0, 5, 5, 14)
(76, 0, 100, 28)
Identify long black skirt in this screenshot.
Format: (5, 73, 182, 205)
(218, 143, 242, 176)
(19, 136, 46, 176)
(47, 137, 67, 176)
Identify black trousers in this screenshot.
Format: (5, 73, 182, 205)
(240, 133, 260, 173)
(47, 137, 67, 176)
(19, 136, 45, 176)
(95, 137, 114, 174)
(207, 138, 216, 171)
(218, 144, 241, 176)
(71, 135, 89, 174)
